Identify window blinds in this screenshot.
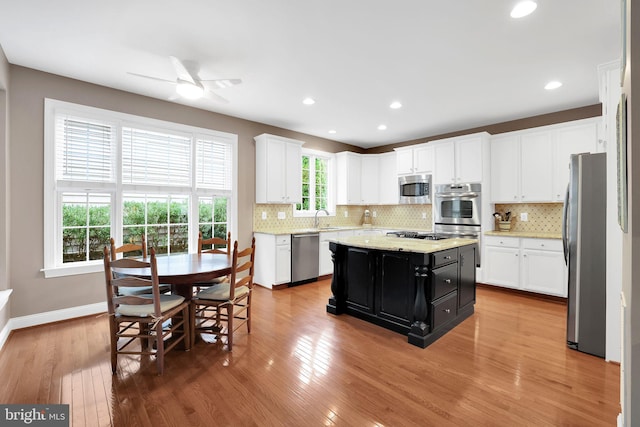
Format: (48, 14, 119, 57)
(55, 116, 113, 182)
(196, 137, 232, 191)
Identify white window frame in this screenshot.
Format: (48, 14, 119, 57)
(293, 148, 335, 218)
(43, 99, 238, 278)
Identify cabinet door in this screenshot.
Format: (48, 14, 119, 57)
(396, 149, 414, 175)
(414, 145, 435, 174)
(490, 135, 520, 202)
(521, 249, 567, 297)
(284, 142, 302, 203)
(378, 152, 399, 204)
(337, 153, 362, 205)
(376, 252, 416, 327)
(265, 140, 287, 203)
(484, 246, 520, 289)
(456, 137, 483, 183)
(345, 247, 375, 314)
(275, 244, 291, 284)
(552, 122, 597, 202)
(361, 155, 379, 204)
(433, 142, 455, 184)
(520, 131, 553, 202)
(458, 244, 476, 308)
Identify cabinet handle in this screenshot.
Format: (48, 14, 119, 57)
(523, 254, 527, 257)
(515, 253, 519, 257)
(444, 279, 451, 284)
(499, 241, 503, 244)
(444, 308, 451, 313)
(540, 243, 545, 247)
(443, 256, 452, 260)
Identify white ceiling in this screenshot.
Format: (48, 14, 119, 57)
(0, 1, 620, 148)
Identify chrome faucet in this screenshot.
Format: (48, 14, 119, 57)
(314, 209, 329, 228)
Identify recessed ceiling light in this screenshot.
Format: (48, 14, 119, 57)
(302, 97, 315, 105)
(545, 81, 563, 90)
(378, 124, 387, 131)
(390, 101, 402, 109)
(328, 130, 336, 134)
(511, 1, 537, 18)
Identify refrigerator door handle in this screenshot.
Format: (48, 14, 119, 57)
(562, 184, 569, 265)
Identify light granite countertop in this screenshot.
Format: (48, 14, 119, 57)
(253, 226, 433, 235)
(484, 231, 562, 239)
(330, 235, 478, 254)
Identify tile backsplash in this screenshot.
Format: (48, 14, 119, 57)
(253, 204, 433, 231)
(253, 202, 563, 234)
(493, 203, 563, 234)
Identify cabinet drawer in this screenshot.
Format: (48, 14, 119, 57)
(484, 235, 519, 248)
(276, 235, 291, 245)
(432, 248, 457, 267)
(431, 291, 458, 330)
(521, 238, 562, 251)
(431, 263, 458, 300)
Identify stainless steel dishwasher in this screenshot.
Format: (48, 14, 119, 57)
(291, 233, 319, 285)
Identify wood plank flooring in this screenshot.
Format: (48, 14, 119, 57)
(0, 280, 620, 426)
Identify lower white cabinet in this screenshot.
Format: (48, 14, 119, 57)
(254, 233, 291, 288)
(484, 235, 567, 297)
(319, 231, 338, 276)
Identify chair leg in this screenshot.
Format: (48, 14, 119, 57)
(183, 305, 191, 350)
(246, 294, 252, 334)
(155, 321, 165, 375)
(190, 303, 197, 347)
(226, 303, 233, 351)
(109, 319, 118, 374)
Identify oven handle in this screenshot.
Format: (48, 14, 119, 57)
(436, 192, 479, 198)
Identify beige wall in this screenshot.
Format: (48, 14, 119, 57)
(7, 65, 358, 318)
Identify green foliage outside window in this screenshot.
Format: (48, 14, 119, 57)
(296, 155, 328, 211)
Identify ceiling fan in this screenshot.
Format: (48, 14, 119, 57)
(128, 56, 242, 103)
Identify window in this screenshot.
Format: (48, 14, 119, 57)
(44, 99, 237, 277)
(294, 149, 334, 216)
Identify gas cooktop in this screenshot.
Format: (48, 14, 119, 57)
(386, 231, 449, 240)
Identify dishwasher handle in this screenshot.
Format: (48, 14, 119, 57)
(292, 233, 320, 238)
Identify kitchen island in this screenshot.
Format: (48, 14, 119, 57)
(326, 235, 477, 348)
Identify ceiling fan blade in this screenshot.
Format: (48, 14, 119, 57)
(204, 90, 230, 104)
(169, 56, 196, 85)
(200, 78, 243, 89)
(127, 72, 176, 84)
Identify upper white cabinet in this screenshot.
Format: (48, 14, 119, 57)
(378, 152, 399, 204)
(395, 144, 434, 175)
(336, 152, 362, 204)
(433, 134, 484, 185)
(255, 134, 304, 204)
(361, 155, 379, 205)
(552, 121, 598, 201)
(490, 119, 599, 203)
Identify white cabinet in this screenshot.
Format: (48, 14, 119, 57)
(253, 233, 291, 289)
(319, 231, 338, 276)
(521, 239, 567, 297)
(483, 235, 567, 297)
(378, 152, 399, 204)
(395, 144, 434, 175)
(552, 121, 598, 201)
(361, 155, 379, 205)
(432, 135, 484, 185)
(336, 152, 362, 204)
(255, 134, 304, 204)
(490, 119, 599, 203)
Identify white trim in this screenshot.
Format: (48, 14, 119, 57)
(0, 301, 108, 352)
(41, 262, 103, 278)
(9, 301, 107, 331)
(0, 288, 12, 312)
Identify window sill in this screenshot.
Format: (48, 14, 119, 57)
(42, 262, 104, 278)
(292, 211, 335, 218)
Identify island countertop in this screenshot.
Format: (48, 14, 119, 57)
(330, 235, 478, 254)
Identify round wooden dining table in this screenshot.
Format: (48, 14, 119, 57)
(112, 252, 233, 301)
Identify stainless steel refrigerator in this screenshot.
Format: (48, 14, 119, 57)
(562, 152, 606, 358)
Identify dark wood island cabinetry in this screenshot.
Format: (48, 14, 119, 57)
(326, 236, 477, 348)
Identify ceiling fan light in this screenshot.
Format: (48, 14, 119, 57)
(176, 82, 204, 99)
(511, 1, 537, 18)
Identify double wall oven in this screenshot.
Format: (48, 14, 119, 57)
(434, 183, 482, 265)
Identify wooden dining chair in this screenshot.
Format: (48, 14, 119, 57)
(190, 238, 255, 351)
(193, 231, 231, 293)
(110, 236, 170, 295)
(103, 247, 191, 375)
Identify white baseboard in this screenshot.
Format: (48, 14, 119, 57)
(9, 302, 108, 331)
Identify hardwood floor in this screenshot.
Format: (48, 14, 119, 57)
(0, 280, 620, 426)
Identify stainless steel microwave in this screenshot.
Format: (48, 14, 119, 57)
(398, 174, 432, 204)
